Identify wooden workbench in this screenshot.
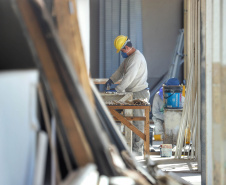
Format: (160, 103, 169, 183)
(107, 105, 150, 156)
(98, 85, 150, 155)
(92, 78, 121, 84)
(101, 92, 133, 151)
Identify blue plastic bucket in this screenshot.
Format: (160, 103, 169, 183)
(164, 86, 182, 109)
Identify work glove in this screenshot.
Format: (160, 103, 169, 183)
(105, 79, 114, 90)
(106, 88, 117, 93)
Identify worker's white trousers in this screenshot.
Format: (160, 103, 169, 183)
(153, 119, 164, 135)
(132, 89, 150, 155)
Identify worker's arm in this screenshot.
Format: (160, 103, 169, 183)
(152, 94, 164, 121)
(110, 61, 125, 83)
(115, 57, 140, 92)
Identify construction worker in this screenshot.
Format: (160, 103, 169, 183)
(152, 87, 164, 140)
(152, 78, 180, 140)
(105, 35, 149, 156)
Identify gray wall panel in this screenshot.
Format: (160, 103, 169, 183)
(97, 0, 143, 81)
(142, 0, 183, 94)
(90, 0, 183, 97)
(90, 0, 100, 78)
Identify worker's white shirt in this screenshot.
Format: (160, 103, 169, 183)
(152, 92, 164, 121)
(110, 50, 148, 92)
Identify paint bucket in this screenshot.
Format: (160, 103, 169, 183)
(154, 134, 163, 141)
(160, 144, 172, 157)
(164, 85, 182, 109)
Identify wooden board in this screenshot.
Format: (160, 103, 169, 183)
(16, 0, 94, 167)
(54, 0, 94, 106)
(114, 117, 146, 121)
(93, 78, 121, 84)
(123, 109, 133, 152)
(110, 109, 146, 141)
(108, 105, 150, 156)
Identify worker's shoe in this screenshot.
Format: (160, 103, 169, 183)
(149, 146, 155, 152)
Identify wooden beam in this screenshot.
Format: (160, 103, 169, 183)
(92, 78, 121, 84)
(54, 0, 94, 106)
(114, 117, 146, 121)
(110, 110, 145, 141)
(16, 0, 94, 166)
(123, 109, 133, 152)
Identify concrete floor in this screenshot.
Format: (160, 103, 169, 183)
(135, 140, 201, 185)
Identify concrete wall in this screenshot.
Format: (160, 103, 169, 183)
(142, 0, 183, 91)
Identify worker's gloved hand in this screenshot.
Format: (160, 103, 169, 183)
(105, 79, 114, 90)
(106, 88, 117, 93)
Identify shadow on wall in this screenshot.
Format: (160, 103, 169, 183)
(0, 1, 36, 70)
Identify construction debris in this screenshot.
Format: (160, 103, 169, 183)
(1, 0, 192, 184)
(105, 99, 150, 106)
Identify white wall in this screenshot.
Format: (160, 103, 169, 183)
(0, 70, 39, 185)
(76, 0, 90, 73)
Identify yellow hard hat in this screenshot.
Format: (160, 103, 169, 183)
(114, 35, 128, 53)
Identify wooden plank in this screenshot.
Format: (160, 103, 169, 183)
(54, 0, 94, 106)
(123, 109, 133, 152)
(123, 94, 133, 152)
(114, 117, 146, 121)
(16, 0, 94, 166)
(110, 110, 145, 141)
(92, 78, 121, 84)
